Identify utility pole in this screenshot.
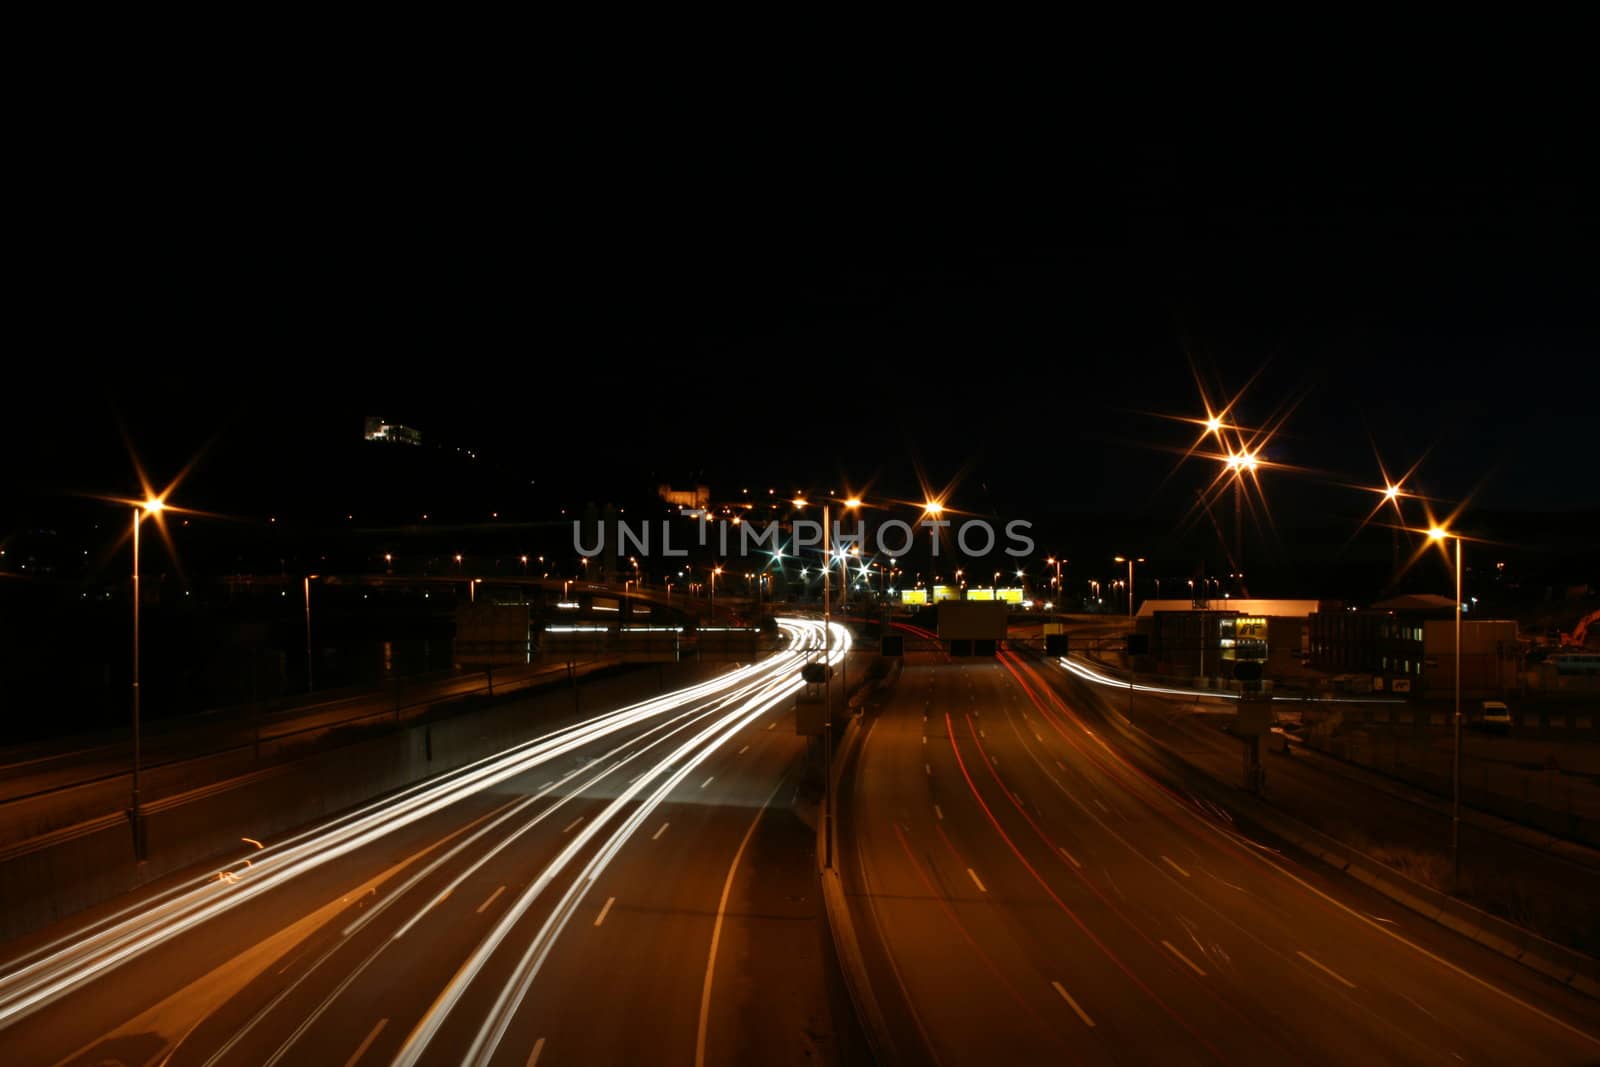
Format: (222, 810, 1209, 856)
(822, 503, 834, 870)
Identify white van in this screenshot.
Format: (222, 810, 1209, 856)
(1479, 701, 1512, 732)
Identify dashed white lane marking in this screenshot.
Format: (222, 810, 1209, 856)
(934, 804, 944, 821)
(652, 822, 670, 840)
(701, 776, 715, 789)
(1163, 940, 1207, 976)
(967, 868, 988, 893)
(1093, 798, 1110, 814)
(1161, 855, 1191, 878)
(594, 896, 616, 926)
(925, 763, 932, 776)
(476, 885, 506, 914)
(563, 816, 585, 834)
(526, 1036, 546, 1066)
(738, 745, 749, 755)
(1058, 846, 1082, 868)
(1298, 951, 1357, 989)
(1051, 982, 1096, 1027)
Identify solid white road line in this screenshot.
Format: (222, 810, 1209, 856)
(1051, 982, 1096, 1027)
(594, 896, 616, 927)
(344, 1018, 389, 1067)
(695, 775, 786, 1067)
(1298, 950, 1357, 989)
(1162, 940, 1207, 977)
(476, 886, 506, 914)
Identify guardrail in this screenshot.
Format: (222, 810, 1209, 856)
(0, 660, 615, 849)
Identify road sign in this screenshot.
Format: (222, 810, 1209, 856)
(801, 662, 833, 684)
(1232, 660, 1263, 682)
(1232, 694, 1275, 736)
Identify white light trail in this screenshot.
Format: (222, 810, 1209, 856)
(393, 619, 843, 1067)
(0, 622, 831, 1030)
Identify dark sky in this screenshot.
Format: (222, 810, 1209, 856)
(7, 72, 1597, 532)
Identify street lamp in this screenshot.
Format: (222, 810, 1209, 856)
(1114, 556, 1145, 619)
(129, 495, 165, 859)
(303, 575, 316, 691)
(836, 498, 862, 605)
(1430, 524, 1465, 889)
(711, 566, 722, 617)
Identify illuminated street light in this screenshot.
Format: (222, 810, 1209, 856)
(1429, 524, 1465, 889)
(1114, 556, 1145, 619)
(128, 493, 169, 859)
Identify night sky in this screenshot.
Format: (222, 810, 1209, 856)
(8, 74, 1597, 543)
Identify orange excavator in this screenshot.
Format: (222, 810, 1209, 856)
(1559, 607, 1600, 649)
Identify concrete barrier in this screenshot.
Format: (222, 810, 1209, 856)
(0, 661, 725, 944)
(815, 660, 905, 1067)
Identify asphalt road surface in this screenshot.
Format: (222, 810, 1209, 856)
(840, 647, 1600, 1065)
(0, 619, 851, 1066)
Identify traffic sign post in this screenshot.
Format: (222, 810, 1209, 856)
(1232, 660, 1272, 793)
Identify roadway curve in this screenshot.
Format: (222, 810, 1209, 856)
(0, 619, 849, 1066)
(839, 645, 1600, 1065)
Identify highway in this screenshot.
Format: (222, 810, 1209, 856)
(839, 643, 1600, 1065)
(0, 618, 849, 1066)
(1055, 627, 1600, 956)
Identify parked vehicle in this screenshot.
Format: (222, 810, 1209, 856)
(1478, 700, 1512, 732)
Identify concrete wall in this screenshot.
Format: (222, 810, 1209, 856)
(0, 661, 726, 943)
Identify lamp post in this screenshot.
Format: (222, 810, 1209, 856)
(711, 566, 721, 618)
(303, 575, 315, 692)
(130, 496, 165, 860)
(822, 502, 834, 869)
(1430, 525, 1464, 889)
(1114, 556, 1145, 620)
